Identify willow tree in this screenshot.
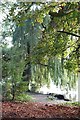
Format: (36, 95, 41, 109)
(32, 2, 79, 92)
(13, 19, 42, 90)
(3, 2, 80, 95)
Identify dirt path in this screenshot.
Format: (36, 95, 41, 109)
(27, 92, 68, 104)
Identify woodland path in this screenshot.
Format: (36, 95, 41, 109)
(27, 92, 68, 104)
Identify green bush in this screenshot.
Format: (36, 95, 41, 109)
(15, 94, 33, 102)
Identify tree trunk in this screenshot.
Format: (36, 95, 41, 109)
(11, 82, 15, 101)
(77, 31, 80, 101)
(61, 53, 64, 86)
(22, 42, 31, 90)
(77, 44, 80, 102)
(78, 71, 80, 101)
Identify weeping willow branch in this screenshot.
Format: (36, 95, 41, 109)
(24, 2, 35, 13)
(35, 62, 53, 69)
(57, 31, 80, 37)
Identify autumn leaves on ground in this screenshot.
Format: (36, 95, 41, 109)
(1, 101, 80, 119)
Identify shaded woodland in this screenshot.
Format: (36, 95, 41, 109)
(0, 1, 80, 119)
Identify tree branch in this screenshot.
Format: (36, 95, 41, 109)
(49, 10, 74, 18)
(57, 31, 80, 37)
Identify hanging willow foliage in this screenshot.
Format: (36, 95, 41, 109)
(6, 2, 78, 92)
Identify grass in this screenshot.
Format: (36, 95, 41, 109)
(62, 102, 80, 106)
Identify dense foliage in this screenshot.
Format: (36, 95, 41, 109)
(1, 1, 80, 101)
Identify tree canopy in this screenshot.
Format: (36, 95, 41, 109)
(1, 1, 80, 101)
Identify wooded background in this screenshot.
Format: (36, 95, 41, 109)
(0, 1, 80, 101)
